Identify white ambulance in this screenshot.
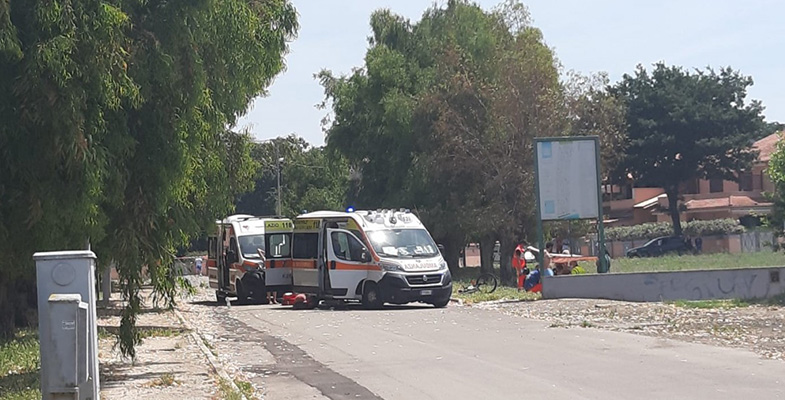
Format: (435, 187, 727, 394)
(207, 215, 293, 303)
(291, 209, 452, 308)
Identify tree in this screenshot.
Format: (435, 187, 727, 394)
(611, 63, 764, 236)
(0, 0, 297, 357)
(236, 135, 350, 217)
(319, 0, 565, 283)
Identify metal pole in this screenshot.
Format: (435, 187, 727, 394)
(594, 136, 608, 273)
(276, 145, 282, 216)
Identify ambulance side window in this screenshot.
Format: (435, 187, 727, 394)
(268, 233, 291, 258)
(293, 233, 318, 259)
(331, 232, 366, 262)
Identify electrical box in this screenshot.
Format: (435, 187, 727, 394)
(34, 251, 100, 400)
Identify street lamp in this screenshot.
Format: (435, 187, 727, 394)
(276, 155, 284, 216)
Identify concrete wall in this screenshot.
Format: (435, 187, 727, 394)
(543, 267, 785, 302)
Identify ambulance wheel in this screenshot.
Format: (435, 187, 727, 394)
(362, 282, 383, 310)
(235, 279, 247, 305)
(247, 272, 266, 304)
(216, 291, 227, 305)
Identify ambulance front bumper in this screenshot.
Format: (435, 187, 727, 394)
(378, 270, 452, 304)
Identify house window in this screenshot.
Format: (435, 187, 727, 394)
(709, 178, 724, 193)
(738, 172, 753, 192)
(683, 179, 700, 194)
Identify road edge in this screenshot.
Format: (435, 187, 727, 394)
(173, 307, 248, 400)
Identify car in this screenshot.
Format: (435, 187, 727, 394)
(626, 236, 690, 258)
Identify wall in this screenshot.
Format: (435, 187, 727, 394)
(543, 267, 785, 302)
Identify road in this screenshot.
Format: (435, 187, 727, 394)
(209, 301, 785, 400)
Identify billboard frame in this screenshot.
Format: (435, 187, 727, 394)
(534, 136, 607, 279)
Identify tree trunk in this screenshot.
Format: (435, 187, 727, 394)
(666, 186, 683, 236)
(479, 236, 495, 274)
(499, 237, 516, 286)
(444, 236, 463, 274)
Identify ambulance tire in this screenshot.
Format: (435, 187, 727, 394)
(362, 281, 383, 310)
(235, 279, 247, 305)
(246, 272, 266, 304)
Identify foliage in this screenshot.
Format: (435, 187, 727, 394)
(236, 135, 350, 217)
(766, 131, 785, 237)
(605, 219, 745, 241)
(611, 63, 765, 236)
(564, 71, 628, 181)
(319, 0, 571, 284)
(0, 0, 298, 357)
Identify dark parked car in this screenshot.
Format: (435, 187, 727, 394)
(626, 236, 690, 258)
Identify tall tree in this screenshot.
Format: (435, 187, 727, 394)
(319, 0, 565, 280)
(611, 63, 764, 235)
(0, 0, 297, 356)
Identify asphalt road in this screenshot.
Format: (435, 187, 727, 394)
(220, 301, 785, 400)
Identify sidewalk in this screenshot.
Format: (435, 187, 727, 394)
(97, 290, 245, 399)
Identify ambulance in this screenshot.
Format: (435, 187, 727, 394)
(207, 214, 293, 304)
(290, 209, 452, 308)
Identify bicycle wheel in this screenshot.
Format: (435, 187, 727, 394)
(475, 273, 498, 293)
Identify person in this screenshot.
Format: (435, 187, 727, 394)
(695, 236, 703, 254)
(512, 242, 528, 291)
(194, 256, 203, 275)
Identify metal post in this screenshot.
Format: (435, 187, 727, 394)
(275, 145, 282, 216)
(534, 142, 545, 278)
(594, 136, 608, 273)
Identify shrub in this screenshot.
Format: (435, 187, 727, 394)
(605, 219, 745, 241)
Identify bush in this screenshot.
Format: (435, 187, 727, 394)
(605, 219, 745, 241)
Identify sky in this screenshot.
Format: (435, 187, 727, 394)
(236, 0, 785, 146)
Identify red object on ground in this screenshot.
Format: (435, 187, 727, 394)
(282, 292, 297, 305)
(530, 283, 542, 293)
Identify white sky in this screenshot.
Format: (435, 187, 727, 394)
(236, 0, 785, 146)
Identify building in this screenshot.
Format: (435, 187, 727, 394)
(603, 132, 781, 227)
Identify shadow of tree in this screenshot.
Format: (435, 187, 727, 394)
(0, 370, 39, 397)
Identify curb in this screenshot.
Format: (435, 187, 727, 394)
(173, 307, 247, 400)
(449, 297, 464, 306)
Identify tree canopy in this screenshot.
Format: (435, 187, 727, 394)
(0, 0, 297, 356)
(319, 0, 572, 282)
(611, 63, 764, 235)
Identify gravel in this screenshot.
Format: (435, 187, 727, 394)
(474, 298, 785, 361)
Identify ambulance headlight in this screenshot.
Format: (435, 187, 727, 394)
(380, 262, 404, 272)
(439, 260, 448, 271)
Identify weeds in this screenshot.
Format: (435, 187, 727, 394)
(149, 372, 179, 387)
(218, 378, 244, 400)
(235, 379, 255, 399)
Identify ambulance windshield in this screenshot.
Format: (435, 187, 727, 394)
(367, 229, 439, 258)
(238, 235, 265, 259)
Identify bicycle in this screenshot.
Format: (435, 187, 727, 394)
(458, 272, 498, 294)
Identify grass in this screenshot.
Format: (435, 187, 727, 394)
(612, 251, 785, 273)
(451, 267, 540, 304)
(669, 293, 785, 309)
(234, 379, 255, 399)
(218, 377, 244, 400)
(0, 329, 40, 400)
(669, 299, 751, 309)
